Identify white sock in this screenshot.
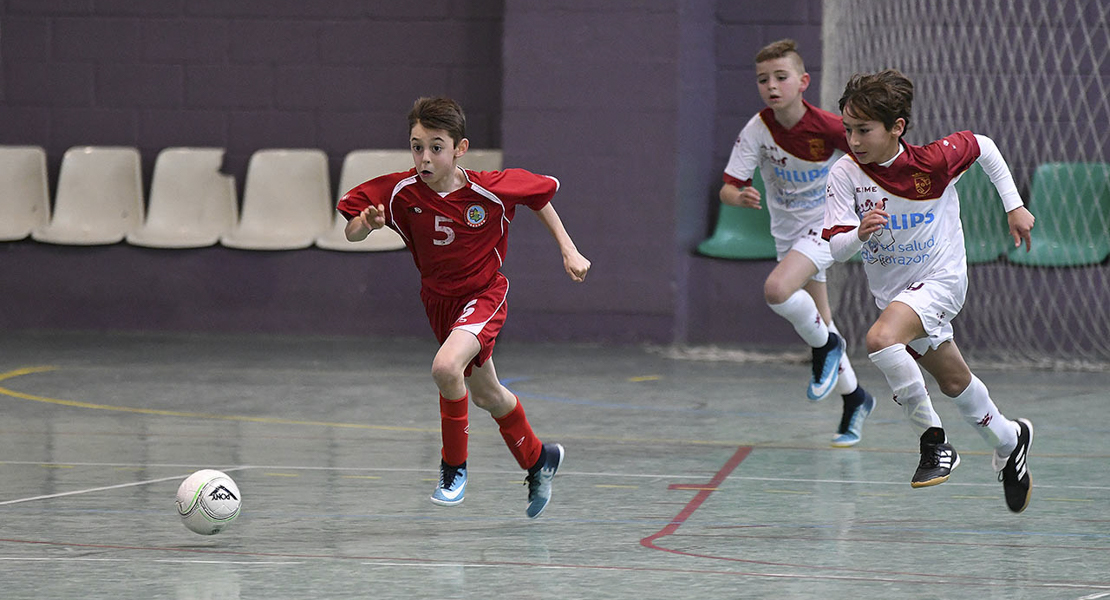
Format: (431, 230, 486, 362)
(949, 375, 1018, 456)
(870, 343, 942, 435)
(768, 289, 829, 348)
(828, 322, 857, 394)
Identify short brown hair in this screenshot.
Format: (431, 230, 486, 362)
(838, 69, 914, 137)
(755, 39, 805, 73)
(407, 97, 467, 147)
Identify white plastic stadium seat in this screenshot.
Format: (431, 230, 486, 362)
(126, 148, 237, 248)
(457, 149, 503, 172)
(0, 146, 50, 241)
(220, 149, 332, 250)
(314, 150, 413, 252)
(32, 146, 143, 245)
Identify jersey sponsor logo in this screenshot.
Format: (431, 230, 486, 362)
(465, 203, 488, 227)
(773, 164, 830, 184)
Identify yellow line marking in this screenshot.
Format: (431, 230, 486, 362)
(264, 473, 299, 478)
(628, 375, 661, 382)
(950, 495, 994, 500)
(1043, 497, 1093, 503)
(41, 464, 74, 469)
(0, 367, 435, 434)
(764, 489, 811, 495)
(671, 486, 718, 491)
(595, 484, 639, 489)
(341, 475, 382, 480)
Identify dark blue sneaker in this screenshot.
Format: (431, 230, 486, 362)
(430, 460, 466, 506)
(525, 443, 564, 519)
(807, 332, 845, 402)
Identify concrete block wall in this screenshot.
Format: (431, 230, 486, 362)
(0, 0, 504, 197)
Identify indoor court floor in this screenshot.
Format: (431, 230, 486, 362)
(0, 331, 1107, 599)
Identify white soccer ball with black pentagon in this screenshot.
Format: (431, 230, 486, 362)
(175, 469, 241, 535)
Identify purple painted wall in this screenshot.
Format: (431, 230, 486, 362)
(0, 0, 822, 347)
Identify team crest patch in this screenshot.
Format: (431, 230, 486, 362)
(465, 204, 487, 227)
(809, 138, 825, 159)
(913, 172, 932, 196)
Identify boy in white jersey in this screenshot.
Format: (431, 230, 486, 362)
(822, 69, 1037, 513)
(719, 39, 875, 447)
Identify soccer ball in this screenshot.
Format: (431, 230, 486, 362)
(175, 469, 241, 535)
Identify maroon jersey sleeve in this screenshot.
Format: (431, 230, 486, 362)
(925, 130, 981, 179)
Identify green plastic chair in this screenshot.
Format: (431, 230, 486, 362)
(1007, 162, 1110, 267)
(697, 169, 777, 259)
(957, 162, 1013, 264)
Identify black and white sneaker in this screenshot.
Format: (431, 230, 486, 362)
(997, 418, 1033, 513)
(911, 427, 960, 488)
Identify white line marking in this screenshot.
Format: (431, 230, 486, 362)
(0, 467, 249, 506)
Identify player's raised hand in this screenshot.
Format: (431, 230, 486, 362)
(358, 204, 386, 230)
(1007, 206, 1035, 251)
(857, 208, 889, 241)
(564, 250, 591, 282)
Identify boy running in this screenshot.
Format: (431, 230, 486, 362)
(720, 39, 875, 447)
(823, 69, 1036, 512)
(337, 97, 591, 518)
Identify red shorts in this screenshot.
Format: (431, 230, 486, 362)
(420, 272, 509, 376)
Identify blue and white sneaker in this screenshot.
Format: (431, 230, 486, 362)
(807, 332, 845, 402)
(525, 443, 564, 519)
(831, 389, 875, 448)
(430, 460, 467, 506)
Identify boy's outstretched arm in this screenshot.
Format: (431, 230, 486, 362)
(533, 203, 590, 282)
(344, 204, 386, 242)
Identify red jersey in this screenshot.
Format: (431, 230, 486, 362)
(337, 167, 558, 297)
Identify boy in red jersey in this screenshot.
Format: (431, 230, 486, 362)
(337, 97, 591, 518)
(719, 39, 876, 447)
(822, 70, 1035, 512)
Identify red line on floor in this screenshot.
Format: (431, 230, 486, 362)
(640, 445, 752, 550)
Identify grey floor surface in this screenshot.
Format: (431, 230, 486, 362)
(0, 331, 1107, 599)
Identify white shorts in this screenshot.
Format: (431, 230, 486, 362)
(777, 229, 834, 283)
(884, 277, 965, 354)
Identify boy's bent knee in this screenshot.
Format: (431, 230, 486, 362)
(865, 326, 901, 355)
(763, 278, 792, 305)
(430, 357, 465, 389)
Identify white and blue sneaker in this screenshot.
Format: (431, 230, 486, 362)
(430, 460, 467, 506)
(807, 332, 845, 402)
(525, 443, 564, 519)
(831, 389, 876, 448)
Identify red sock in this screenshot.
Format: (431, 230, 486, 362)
(440, 393, 469, 466)
(493, 396, 542, 470)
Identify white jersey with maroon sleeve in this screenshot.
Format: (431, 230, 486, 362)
(822, 131, 982, 309)
(722, 100, 850, 250)
(337, 166, 557, 298)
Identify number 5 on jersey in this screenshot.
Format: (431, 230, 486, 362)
(434, 215, 456, 246)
